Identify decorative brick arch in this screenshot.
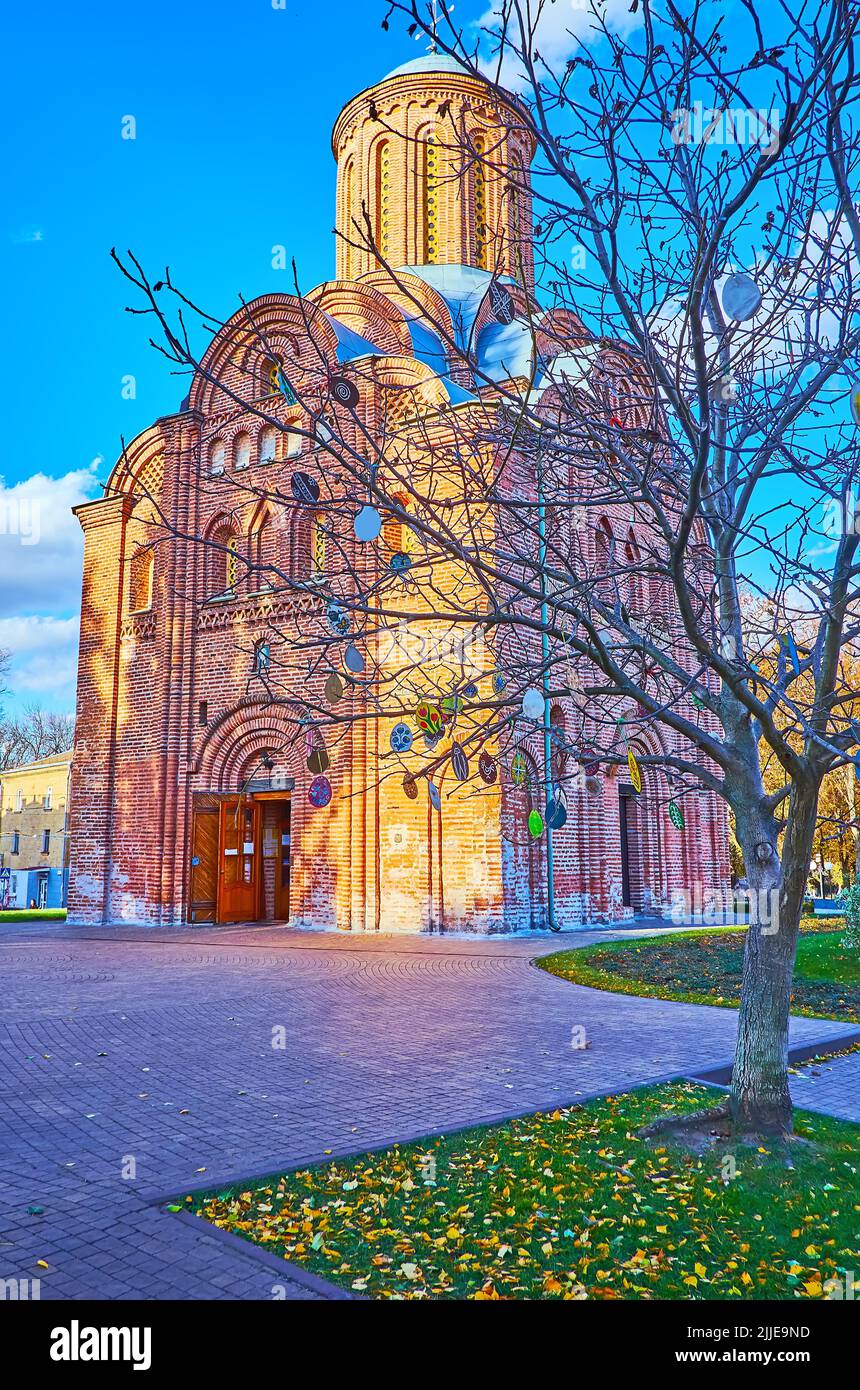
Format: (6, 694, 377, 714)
(192, 700, 304, 793)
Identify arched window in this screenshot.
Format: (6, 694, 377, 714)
(375, 140, 391, 260)
(549, 704, 568, 787)
(285, 423, 302, 458)
(259, 425, 277, 465)
(250, 512, 276, 591)
(311, 512, 326, 579)
(594, 517, 615, 605)
(624, 529, 645, 617)
(253, 639, 271, 676)
(129, 545, 154, 612)
(383, 492, 411, 554)
(234, 432, 251, 470)
(343, 158, 355, 277)
(473, 134, 488, 270)
(208, 524, 238, 599)
(209, 439, 226, 475)
(422, 129, 439, 264)
(262, 359, 280, 396)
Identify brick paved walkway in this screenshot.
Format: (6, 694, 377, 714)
(0, 923, 856, 1300)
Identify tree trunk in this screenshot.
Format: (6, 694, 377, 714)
(729, 782, 819, 1136)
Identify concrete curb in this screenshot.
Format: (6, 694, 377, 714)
(168, 1208, 358, 1300)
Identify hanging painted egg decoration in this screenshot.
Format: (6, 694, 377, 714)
(511, 750, 528, 785)
(324, 672, 343, 704)
(521, 686, 544, 720)
(627, 747, 642, 794)
(581, 748, 600, 776)
(389, 551, 412, 575)
(546, 794, 568, 831)
(440, 695, 460, 724)
(528, 809, 544, 839)
(403, 774, 418, 800)
(344, 643, 365, 674)
(850, 384, 860, 426)
(307, 746, 330, 776)
(354, 505, 382, 542)
(291, 471, 320, 504)
(416, 701, 444, 736)
(668, 799, 685, 830)
(390, 722, 413, 754)
(478, 750, 498, 785)
(428, 780, 442, 812)
(721, 271, 762, 322)
(331, 375, 359, 409)
(492, 671, 507, 695)
(690, 693, 705, 710)
(462, 682, 478, 699)
(327, 603, 350, 634)
(308, 775, 332, 808)
(451, 743, 469, 781)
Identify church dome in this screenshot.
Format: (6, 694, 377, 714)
(382, 54, 476, 81)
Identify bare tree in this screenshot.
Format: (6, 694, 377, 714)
(109, 0, 860, 1136)
(0, 706, 75, 770)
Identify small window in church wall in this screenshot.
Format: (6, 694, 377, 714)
(254, 640, 271, 676)
(423, 130, 439, 264)
(209, 526, 239, 599)
(263, 359, 280, 396)
(284, 426, 301, 458)
(375, 140, 391, 260)
(234, 432, 251, 470)
(473, 134, 488, 270)
(259, 425, 277, 465)
(209, 439, 226, 475)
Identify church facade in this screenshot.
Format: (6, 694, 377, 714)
(67, 55, 729, 931)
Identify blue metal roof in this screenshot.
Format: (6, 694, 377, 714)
(384, 55, 474, 81)
(394, 264, 516, 352)
(323, 312, 388, 363)
(475, 319, 534, 383)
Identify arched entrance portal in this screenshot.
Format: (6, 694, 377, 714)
(187, 706, 299, 924)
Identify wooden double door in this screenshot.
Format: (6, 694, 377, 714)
(188, 795, 291, 924)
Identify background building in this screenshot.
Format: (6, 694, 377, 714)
(0, 751, 73, 908)
(67, 56, 729, 930)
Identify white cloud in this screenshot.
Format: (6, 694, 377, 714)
(0, 461, 102, 616)
(477, 0, 642, 91)
(0, 615, 80, 707)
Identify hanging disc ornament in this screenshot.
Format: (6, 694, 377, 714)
(354, 505, 382, 542)
(344, 643, 365, 674)
(307, 746, 330, 775)
(546, 794, 568, 830)
(528, 809, 545, 839)
(721, 271, 762, 322)
(308, 775, 332, 808)
(850, 384, 860, 425)
(511, 750, 527, 785)
(490, 280, 515, 325)
(403, 774, 418, 800)
(291, 471, 320, 504)
(451, 743, 469, 781)
(522, 686, 544, 720)
(668, 799, 685, 830)
(324, 672, 343, 704)
(416, 701, 444, 736)
(331, 375, 359, 409)
(627, 747, 642, 794)
(390, 722, 413, 754)
(390, 551, 412, 574)
(479, 750, 498, 784)
(428, 780, 442, 812)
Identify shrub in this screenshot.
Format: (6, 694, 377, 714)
(843, 884, 860, 951)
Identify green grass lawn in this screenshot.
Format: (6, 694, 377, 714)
(0, 908, 66, 923)
(536, 924, 860, 1023)
(188, 1082, 860, 1300)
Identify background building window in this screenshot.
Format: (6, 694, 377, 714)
(15, 790, 23, 813)
(44, 787, 53, 810)
(42, 829, 51, 854)
(12, 831, 19, 855)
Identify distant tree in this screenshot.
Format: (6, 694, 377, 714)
(0, 706, 75, 770)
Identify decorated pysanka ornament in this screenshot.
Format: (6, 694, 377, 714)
(415, 701, 443, 735)
(451, 743, 469, 781)
(511, 751, 527, 785)
(390, 722, 413, 754)
(308, 775, 332, 808)
(478, 751, 497, 785)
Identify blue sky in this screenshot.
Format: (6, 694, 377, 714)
(0, 0, 439, 713)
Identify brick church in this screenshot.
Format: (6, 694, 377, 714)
(67, 54, 729, 931)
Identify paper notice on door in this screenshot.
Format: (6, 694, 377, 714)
(224, 848, 238, 857)
(243, 842, 255, 855)
(281, 834, 291, 846)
